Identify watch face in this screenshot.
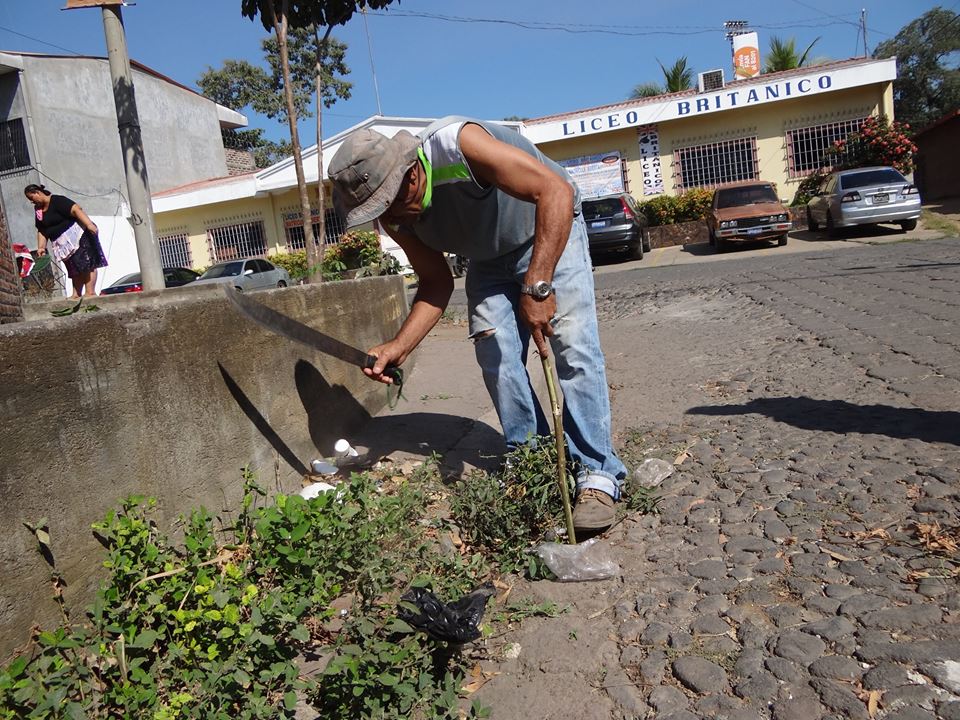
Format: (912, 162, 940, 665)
(533, 281, 552, 299)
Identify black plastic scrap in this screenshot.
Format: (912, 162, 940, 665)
(397, 583, 494, 644)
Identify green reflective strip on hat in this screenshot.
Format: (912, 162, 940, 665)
(417, 147, 433, 210)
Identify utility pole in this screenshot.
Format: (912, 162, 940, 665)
(64, 0, 163, 291)
(861, 8, 869, 57)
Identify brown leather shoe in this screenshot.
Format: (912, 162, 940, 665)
(573, 488, 615, 532)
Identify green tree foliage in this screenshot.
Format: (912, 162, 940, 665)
(198, 29, 350, 169)
(764, 35, 820, 72)
(239, 1, 400, 282)
(630, 57, 694, 99)
(873, 7, 960, 129)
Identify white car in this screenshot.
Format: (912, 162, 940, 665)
(193, 258, 291, 291)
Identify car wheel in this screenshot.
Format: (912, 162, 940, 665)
(277, 280, 287, 288)
(900, 219, 917, 232)
(708, 229, 716, 246)
(629, 241, 643, 261)
(641, 227, 651, 253)
(778, 234, 788, 247)
(715, 235, 727, 253)
(826, 211, 839, 238)
(806, 207, 819, 232)
(454, 255, 468, 277)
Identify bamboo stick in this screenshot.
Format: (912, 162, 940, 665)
(540, 354, 576, 545)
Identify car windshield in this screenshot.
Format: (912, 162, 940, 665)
(715, 185, 779, 208)
(840, 168, 906, 189)
(111, 273, 141, 286)
(200, 262, 244, 279)
(583, 199, 623, 220)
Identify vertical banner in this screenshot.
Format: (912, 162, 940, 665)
(636, 125, 664, 196)
(733, 32, 761, 79)
(557, 152, 624, 198)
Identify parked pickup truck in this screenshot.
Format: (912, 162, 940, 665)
(707, 181, 792, 252)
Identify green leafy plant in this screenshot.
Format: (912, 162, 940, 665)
(450, 439, 569, 577)
(827, 114, 917, 175)
(638, 188, 713, 227)
(0, 470, 490, 720)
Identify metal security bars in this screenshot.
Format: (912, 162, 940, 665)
(674, 136, 758, 191)
(284, 208, 348, 251)
(157, 231, 192, 269)
(207, 219, 267, 263)
(0, 119, 30, 173)
(786, 118, 866, 177)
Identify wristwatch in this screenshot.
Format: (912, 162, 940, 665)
(520, 280, 554, 300)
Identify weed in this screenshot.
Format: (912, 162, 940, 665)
(1, 471, 491, 719)
(450, 438, 568, 577)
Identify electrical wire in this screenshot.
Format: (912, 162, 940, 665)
(367, 10, 853, 37)
(0, 25, 84, 56)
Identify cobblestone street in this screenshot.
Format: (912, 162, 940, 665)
(455, 237, 960, 719)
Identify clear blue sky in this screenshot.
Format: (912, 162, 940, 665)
(0, 0, 951, 146)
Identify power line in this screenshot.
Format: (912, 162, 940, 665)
(368, 10, 852, 37)
(0, 25, 84, 56)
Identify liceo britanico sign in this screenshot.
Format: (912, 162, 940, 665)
(523, 57, 896, 145)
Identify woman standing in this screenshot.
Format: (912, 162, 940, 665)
(25, 184, 108, 299)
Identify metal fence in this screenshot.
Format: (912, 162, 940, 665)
(787, 118, 866, 177)
(284, 208, 348, 251)
(0, 119, 30, 173)
(674, 136, 759, 191)
(157, 231, 192, 269)
(206, 218, 267, 263)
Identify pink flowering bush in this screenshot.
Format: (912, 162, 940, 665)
(829, 115, 918, 175)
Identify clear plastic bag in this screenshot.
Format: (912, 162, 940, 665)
(532, 538, 620, 582)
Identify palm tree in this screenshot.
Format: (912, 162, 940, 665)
(630, 82, 663, 98)
(764, 36, 820, 72)
(629, 57, 694, 99)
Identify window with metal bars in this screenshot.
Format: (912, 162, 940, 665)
(674, 136, 758, 191)
(786, 117, 866, 177)
(284, 208, 347, 250)
(207, 219, 266, 263)
(0, 119, 30, 172)
(157, 231, 192, 268)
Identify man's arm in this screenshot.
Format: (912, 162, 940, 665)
(364, 224, 453, 384)
(458, 123, 574, 356)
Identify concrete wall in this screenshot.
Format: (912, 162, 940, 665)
(0, 55, 231, 250)
(0, 276, 409, 659)
(0, 197, 21, 323)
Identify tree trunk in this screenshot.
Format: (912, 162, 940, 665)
(269, 0, 318, 283)
(312, 24, 336, 284)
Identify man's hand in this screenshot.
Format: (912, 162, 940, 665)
(520, 294, 556, 357)
(363, 339, 409, 385)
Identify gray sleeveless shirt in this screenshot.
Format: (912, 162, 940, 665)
(408, 116, 581, 260)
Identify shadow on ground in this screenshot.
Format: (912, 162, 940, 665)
(687, 396, 960, 446)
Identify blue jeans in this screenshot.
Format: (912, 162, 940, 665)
(465, 215, 627, 500)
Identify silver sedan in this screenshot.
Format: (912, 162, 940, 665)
(806, 166, 921, 237)
(192, 258, 292, 291)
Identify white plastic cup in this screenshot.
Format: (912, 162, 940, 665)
(311, 459, 338, 475)
(334, 439, 359, 458)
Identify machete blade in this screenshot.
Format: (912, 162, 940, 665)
(223, 285, 403, 387)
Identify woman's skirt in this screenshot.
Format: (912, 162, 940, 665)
(64, 230, 108, 278)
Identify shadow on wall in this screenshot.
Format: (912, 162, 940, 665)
(687, 396, 960, 446)
(222, 359, 504, 480)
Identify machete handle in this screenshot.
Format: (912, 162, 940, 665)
(363, 355, 404, 389)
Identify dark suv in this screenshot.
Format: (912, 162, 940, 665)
(582, 193, 650, 261)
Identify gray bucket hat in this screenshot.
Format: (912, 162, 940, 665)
(328, 128, 421, 228)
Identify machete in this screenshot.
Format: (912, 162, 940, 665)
(223, 285, 403, 388)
